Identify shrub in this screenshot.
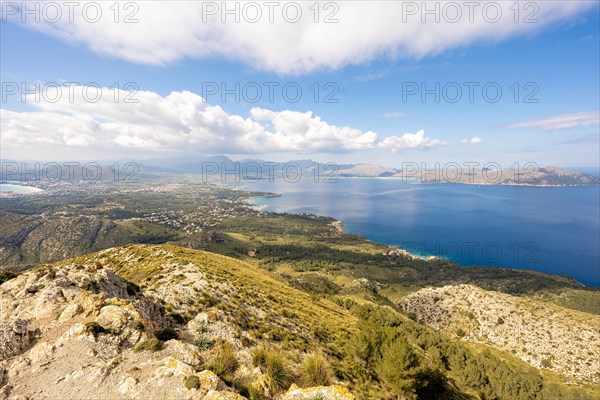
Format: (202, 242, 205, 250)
(208, 340, 239, 377)
(456, 328, 466, 338)
(260, 350, 295, 393)
(85, 322, 111, 336)
(379, 338, 422, 397)
(168, 313, 187, 325)
(134, 338, 163, 353)
(194, 335, 214, 351)
(0, 272, 16, 285)
(184, 375, 200, 390)
(126, 280, 140, 295)
(300, 353, 333, 386)
(155, 327, 178, 341)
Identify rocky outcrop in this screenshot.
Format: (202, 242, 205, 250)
(401, 284, 600, 382)
(0, 244, 359, 399)
(0, 253, 243, 399)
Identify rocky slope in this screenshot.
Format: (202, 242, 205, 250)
(0, 244, 355, 400)
(0, 211, 130, 267)
(400, 284, 600, 382)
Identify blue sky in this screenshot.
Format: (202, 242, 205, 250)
(1, 1, 599, 167)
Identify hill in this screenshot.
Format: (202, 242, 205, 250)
(400, 284, 600, 381)
(1, 244, 598, 399)
(0, 244, 356, 399)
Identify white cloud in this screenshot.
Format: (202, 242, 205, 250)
(506, 111, 600, 131)
(383, 112, 405, 119)
(461, 136, 482, 144)
(6, 1, 596, 74)
(2, 86, 447, 159)
(1, 87, 383, 158)
(379, 130, 446, 152)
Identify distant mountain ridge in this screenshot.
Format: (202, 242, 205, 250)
(138, 156, 599, 186)
(2, 156, 598, 186)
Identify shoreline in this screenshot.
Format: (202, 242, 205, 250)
(228, 175, 600, 187)
(0, 183, 45, 196)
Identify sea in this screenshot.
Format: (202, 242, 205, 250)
(234, 174, 600, 286)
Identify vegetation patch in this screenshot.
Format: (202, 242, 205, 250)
(134, 338, 164, 353)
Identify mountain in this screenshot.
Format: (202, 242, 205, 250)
(1, 244, 598, 400)
(334, 164, 600, 185)
(337, 164, 399, 177)
(0, 244, 356, 400)
(4, 156, 597, 186)
(413, 166, 600, 186)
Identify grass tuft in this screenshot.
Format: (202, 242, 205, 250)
(300, 352, 333, 386)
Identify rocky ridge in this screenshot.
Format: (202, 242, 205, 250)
(0, 244, 355, 399)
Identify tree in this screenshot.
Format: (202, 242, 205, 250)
(379, 338, 422, 399)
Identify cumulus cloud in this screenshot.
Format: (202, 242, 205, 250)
(5, 1, 596, 74)
(461, 136, 482, 144)
(0, 87, 385, 158)
(1, 86, 446, 158)
(506, 111, 600, 131)
(379, 130, 446, 152)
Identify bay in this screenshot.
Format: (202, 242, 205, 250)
(236, 178, 600, 286)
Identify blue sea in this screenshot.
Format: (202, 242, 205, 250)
(235, 177, 600, 286)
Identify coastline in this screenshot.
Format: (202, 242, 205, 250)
(244, 188, 592, 287)
(336, 176, 599, 187)
(0, 183, 44, 196)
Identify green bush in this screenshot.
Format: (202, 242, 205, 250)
(184, 375, 200, 390)
(300, 352, 333, 386)
(85, 322, 111, 336)
(134, 338, 164, 353)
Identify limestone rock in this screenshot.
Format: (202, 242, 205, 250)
(196, 370, 226, 391)
(282, 384, 355, 400)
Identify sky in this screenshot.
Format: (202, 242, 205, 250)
(1, 0, 599, 168)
